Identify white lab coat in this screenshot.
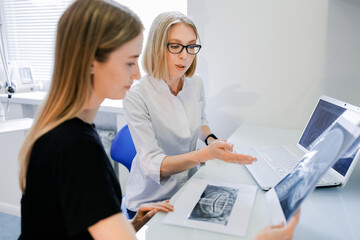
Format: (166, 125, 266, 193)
(123, 74, 208, 211)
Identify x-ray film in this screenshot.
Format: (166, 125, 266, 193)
(266, 110, 360, 224)
(189, 184, 238, 226)
(163, 179, 257, 236)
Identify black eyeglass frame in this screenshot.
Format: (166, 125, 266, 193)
(166, 43, 202, 55)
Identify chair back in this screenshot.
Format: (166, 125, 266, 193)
(110, 124, 136, 172)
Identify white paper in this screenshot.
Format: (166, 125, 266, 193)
(163, 178, 257, 237)
(266, 187, 286, 224)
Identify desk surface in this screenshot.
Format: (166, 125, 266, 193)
(0, 92, 123, 113)
(137, 125, 360, 240)
(0, 118, 33, 134)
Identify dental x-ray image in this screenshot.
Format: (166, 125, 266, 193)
(275, 128, 344, 220)
(188, 184, 238, 226)
(163, 178, 257, 236)
(267, 110, 360, 224)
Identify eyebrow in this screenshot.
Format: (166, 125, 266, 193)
(128, 55, 140, 58)
(168, 39, 197, 44)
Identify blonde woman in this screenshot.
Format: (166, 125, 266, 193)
(18, 0, 173, 239)
(123, 11, 300, 240)
(122, 11, 257, 217)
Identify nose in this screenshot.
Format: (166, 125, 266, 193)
(178, 48, 188, 59)
(131, 63, 141, 80)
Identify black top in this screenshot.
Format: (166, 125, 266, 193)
(19, 118, 122, 239)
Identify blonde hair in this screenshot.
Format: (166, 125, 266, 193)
(19, 0, 143, 193)
(143, 11, 200, 80)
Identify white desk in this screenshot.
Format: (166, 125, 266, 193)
(0, 118, 33, 134)
(0, 92, 123, 114)
(137, 125, 360, 240)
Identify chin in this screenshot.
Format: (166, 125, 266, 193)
(118, 93, 126, 100)
(108, 92, 126, 100)
(120, 91, 128, 99)
(171, 73, 184, 80)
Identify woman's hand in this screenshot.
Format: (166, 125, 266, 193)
(254, 210, 300, 240)
(131, 200, 174, 232)
(201, 140, 256, 164)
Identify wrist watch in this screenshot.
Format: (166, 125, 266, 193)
(205, 133, 218, 146)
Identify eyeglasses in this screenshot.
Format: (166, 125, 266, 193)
(167, 43, 201, 55)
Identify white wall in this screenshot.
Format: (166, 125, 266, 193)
(188, 0, 360, 138)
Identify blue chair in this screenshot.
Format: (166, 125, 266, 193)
(110, 124, 136, 219)
(111, 124, 136, 172)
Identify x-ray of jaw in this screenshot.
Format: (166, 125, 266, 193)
(266, 110, 360, 225)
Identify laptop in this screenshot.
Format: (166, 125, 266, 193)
(236, 95, 360, 190)
(266, 109, 360, 224)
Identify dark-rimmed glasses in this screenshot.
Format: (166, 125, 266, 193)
(167, 43, 201, 55)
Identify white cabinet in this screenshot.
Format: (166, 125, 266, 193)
(0, 118, 33, 216)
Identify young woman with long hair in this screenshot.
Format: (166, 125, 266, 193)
(18, 0, 172, 239)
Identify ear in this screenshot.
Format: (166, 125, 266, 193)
(91, 59, 96, 74)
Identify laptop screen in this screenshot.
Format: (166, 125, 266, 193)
(299, 98, 359, 177)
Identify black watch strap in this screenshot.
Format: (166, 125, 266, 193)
(205, 133, 218, 146)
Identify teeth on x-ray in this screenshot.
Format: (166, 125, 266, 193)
(199, 192, 230, 217)
(189, 185, 238, 226)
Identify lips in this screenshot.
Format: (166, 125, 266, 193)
(175, 64, 186, 71)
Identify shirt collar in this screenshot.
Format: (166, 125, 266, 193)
(148, 75, 189, 96)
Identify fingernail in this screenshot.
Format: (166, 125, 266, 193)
(228, 143, 233, 148)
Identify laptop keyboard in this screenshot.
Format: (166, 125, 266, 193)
(255, 146, 299, 178)
(318, 171, 340, 184)
(253, 146, 341, 185)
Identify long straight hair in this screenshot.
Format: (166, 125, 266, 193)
(19, 0, 142, 193)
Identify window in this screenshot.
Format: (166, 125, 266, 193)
(1, 0, 72, 89)
(0, 0, 187, 90)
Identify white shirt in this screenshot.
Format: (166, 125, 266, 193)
(123, 74, 208, 211)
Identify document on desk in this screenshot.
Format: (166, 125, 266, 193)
(163, 178, 257, 237)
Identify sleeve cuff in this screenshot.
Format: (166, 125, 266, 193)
(140, 152, 167, 185)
